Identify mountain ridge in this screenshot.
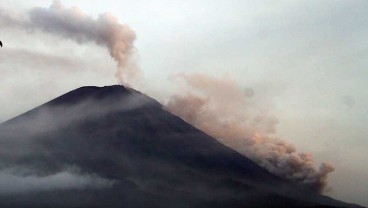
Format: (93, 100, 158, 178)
(0, 85, 364, 208)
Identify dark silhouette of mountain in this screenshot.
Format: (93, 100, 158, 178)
(0, 85, 364, 208)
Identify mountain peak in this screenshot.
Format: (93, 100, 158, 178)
(48, 85, 142, 105)
(0, 86, 364, 208)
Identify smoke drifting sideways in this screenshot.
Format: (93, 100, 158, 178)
(1, 1, 137, 84)
(165, 73, 335, 193)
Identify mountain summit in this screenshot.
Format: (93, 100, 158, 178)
(0, 85, 363, 208)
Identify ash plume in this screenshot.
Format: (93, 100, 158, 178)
(165, 73, 335, 193)
(0, 1, 137, 84)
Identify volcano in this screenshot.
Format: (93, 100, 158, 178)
(0, 85, 363, 208)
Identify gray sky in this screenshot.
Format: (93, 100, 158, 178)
(0, 0, 367, 206)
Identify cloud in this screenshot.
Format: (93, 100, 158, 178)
(0, 1, 138, 84)
(0, 169, 114, 194)
(0, 48, 82, 69)
(165, 73, 334, 193)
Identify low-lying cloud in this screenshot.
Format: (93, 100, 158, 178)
(0, 169, 114, 194)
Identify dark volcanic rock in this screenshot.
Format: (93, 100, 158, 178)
(0, 85, 364, 208)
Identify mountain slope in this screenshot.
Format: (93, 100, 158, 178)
(0, 85, 363, 208)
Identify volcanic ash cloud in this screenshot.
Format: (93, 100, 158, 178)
(165, 73, 334, 193)
(23, 1, 137, 84)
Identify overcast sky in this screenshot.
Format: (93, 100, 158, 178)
(0, 0, 367, 206)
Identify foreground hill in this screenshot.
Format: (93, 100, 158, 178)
(0, 85, 363, 208)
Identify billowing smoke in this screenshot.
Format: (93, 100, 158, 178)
(166, 73, 334, 193)
(3, 1, 137, 84)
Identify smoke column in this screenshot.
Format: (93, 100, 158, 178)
(27, 1, 137, 84)
(166, 73, 334, 193)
